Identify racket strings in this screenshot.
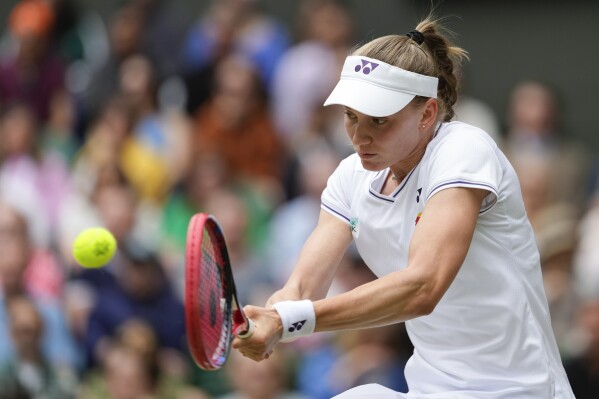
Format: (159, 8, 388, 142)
(199, 227, 234, 366)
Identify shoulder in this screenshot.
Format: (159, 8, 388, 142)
(426, 121, 500, 164)
(433, 121, 498, 150)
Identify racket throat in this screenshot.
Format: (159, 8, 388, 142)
(232, 309, 249, 334)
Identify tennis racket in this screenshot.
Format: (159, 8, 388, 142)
(185, 213, 255, 371)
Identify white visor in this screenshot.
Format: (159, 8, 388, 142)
(324, 56, 439, 117)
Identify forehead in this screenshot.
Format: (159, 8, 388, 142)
(343, 105, 410, 119)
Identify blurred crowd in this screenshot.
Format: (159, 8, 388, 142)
(0, 0, 598, 398)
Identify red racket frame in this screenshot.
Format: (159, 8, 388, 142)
(185, 213, 251, 370)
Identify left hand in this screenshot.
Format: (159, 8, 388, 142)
(232, 305, 283, 361)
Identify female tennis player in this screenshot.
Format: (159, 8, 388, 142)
(233, 16, 575, 398)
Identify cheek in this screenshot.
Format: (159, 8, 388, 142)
(382, 125, 418, 152)
(344, 120, 359, 143)
(343, 119, 353, 135)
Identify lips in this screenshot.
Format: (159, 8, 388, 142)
(358, 152, 376, 160)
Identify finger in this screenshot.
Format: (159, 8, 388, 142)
(240, 350, 265, 362)
(232, 337, 258, 349)
(242, 304, 260, 318)
(237, 318, 255, 339)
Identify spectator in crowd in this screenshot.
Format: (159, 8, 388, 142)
(534, 205, 581, 358)
(59, 169, 140, 274)
(40, 89, 80, 165)
(504, 80, 590, 209)
(0, 195, 64, 302)
(563, 296, 599, 398)
(573, 200, 599, 310)
(0, 201, 79, 371)
(510, 151, 554, 230)
(0, 103, 73, 243)
(159, 153, 230, 288)
(0, 295, 77, 399)
(129, 0, 188, 81)
(58, 163, 134, 274)
(82, 4, 145, 121)
(79, 341, 160, 399)
(80, 319, 209, 399)
(193, 54, 285, 251)
(182, 0, 289, 89)
(271, 0, 353, 144)
(70, 97, 134, 196)
(203, 188, 275, 306)
(0, 0, 66, 121)
(194, 54, 285, 185)
(220, 349, 308, 399)
(267, 146, 341, 286)
(453, 65, 501, 143)
(84, 243, 185, 369)
(46, 0, 86, 63)
(117, 54, 192, 204)
(64, 95, 166, 252)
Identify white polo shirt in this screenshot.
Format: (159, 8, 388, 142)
(322, 121, 574, 398)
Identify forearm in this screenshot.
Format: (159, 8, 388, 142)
(267, 210, 351, 306)
(314, 267, 432, 331)
(285, 233, 346, 300)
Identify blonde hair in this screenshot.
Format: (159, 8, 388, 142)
(353, 16, 468, 122)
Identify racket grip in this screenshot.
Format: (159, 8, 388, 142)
(237, 318, 255, 339)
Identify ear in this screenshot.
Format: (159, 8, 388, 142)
(419, 98, 438, 131)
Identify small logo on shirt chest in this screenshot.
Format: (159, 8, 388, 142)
(415, 187, 423, 225)
(415, 212, 422, 225)
(349, 217, 359, 237)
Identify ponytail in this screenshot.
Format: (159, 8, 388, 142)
(415, 17, 468, 121)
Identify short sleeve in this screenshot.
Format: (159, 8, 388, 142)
(321, 157, 353, 224)
(426, 128, 502, 213)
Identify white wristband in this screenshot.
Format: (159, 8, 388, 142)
(272, 300, 316, 343)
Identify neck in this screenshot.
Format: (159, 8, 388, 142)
(390, 126, 436, 183)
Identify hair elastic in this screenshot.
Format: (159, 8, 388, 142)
(406, 30, 425, 45)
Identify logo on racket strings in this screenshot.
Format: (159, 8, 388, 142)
(288, 320, 307, 333)
(209, 290, 217, 326)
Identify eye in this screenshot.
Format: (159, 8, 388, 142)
(372, 117, 387, 125)
(344, 111, 357, 121)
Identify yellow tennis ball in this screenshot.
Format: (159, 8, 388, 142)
(72, 227, 117, 268)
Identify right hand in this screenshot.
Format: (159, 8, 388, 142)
(232, 305, 282, 361)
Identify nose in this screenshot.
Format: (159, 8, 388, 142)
(350, 121, 372, 146)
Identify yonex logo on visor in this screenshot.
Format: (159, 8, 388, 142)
(355, 59, 379, 75)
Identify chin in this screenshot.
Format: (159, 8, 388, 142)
(359, 160, 385, 172)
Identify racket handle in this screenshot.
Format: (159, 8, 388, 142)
(237, 318, 255, 339)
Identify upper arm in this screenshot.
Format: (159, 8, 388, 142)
(406, 186, 489, 312)
(284, 209, 353, 300)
